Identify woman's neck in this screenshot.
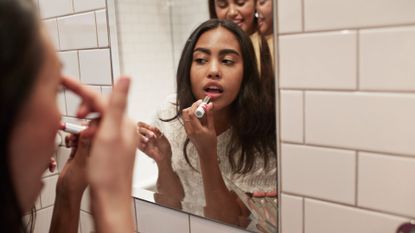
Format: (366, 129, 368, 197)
(213, 108, 231, 135)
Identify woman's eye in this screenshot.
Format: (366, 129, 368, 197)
(236, 0, 246, 6)
(222, 59, 235, 65)
(216, 0, 228, 8)
(194, 58, 208, 64)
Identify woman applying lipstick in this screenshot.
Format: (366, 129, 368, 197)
(137, 19, 276, 228)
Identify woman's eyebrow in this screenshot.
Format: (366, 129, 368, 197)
(193, 47, 211, 55)
(219, 49, 240, 57)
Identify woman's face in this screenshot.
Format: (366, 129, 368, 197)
(190, 27, 244, 114)
(256, 0, 273, 36)
(9, 31, 63, 212)
(214, 0, 256, 34)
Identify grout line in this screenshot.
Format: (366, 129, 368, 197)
(281, 141, 415, 159)
(279, 88, 415, 94)
(76, 50, 82, 82)
(188, 214, 191, 233)
(59, 46, 110, 53)
(355, 151, 359, 206)
(301, 0, 305, 32)
(302, 90, 306, 144)
(279, 22, 415, 36)
(356, 30, 360, 90)
(94, 11, 100, 47)
(282, 192, 413, 220)
(302, 197, 305, 233)
(42, 7, 107, 20)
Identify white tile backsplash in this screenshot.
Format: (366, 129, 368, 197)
(59, 51, 80, 80)
(74, 0, 106, 12)
(304, 0, 415, 31)
(58, 12, 98, 50)
(57, 91, 67, 115)
(358, 152, 415, 217)
(95, 10, 109, 47)
(40, 175, 58, 208)
(33, 207, 54, 233)
(282, 144, 356, 204)
(305, 199, 408, 233)
(360, 26, 415, 91)
(80, 211, 95, 233)
(43, 19, 60, 50)
(281, 194, 303, 233)
(39, 0, 73, 18)
(65, 90, 82, 117)
(278, 0, 303, 33)
(79, 49, 112, 85)
(305, 91, 415, 156)
(135, 199, 189, 233)
(190, 215, 249, 233)
(281, 90, 304, 143)
(280, 31, 357, 90)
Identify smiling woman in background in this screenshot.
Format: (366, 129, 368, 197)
(0, 0, 137, 232)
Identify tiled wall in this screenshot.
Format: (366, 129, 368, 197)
(277, 0, 415, 232)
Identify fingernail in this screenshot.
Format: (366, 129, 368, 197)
(143, 136, 149, 142)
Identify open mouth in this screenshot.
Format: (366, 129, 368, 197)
(204, 86, 224, 94)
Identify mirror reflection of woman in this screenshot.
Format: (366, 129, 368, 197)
(256, 0, 274, 63)
(137, 19, 276, 228)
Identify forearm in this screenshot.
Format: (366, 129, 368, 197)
(198, 151, 241, 225)
(90, 189, 134, 233)
(49, 192, 82, 233)
(155, 161, 185, 205)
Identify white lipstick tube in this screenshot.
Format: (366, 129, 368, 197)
(62, 122, 87, 134)
(195, 96, 211, 118)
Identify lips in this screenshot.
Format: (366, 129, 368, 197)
(203, 83, 224, 99)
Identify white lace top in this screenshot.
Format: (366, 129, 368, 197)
(153, 96, 277, 215)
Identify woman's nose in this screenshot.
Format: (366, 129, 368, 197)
(227, 5, 238, 18)
(207, 62, 221, 80)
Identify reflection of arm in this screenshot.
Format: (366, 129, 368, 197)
(154, 159, 185, 209)
(198, 150, 242, 226)
(49, 191, 82, 233)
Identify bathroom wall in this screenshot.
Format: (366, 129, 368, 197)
(277, 0, 415, 232)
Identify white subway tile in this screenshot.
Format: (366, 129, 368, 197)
(190, 215, 248, 233)
(43, 19, 60, 50)
(58, 91, 67, 115)
(281, 194, 303, 233)
(358, 152, 415, 217)
(101, 86, 112, 97)
(74, 0, 106, 12)
(280, 31, 357, 90)
(278, 0, 302, 33)
(56, 147, 71, 173)
(305, 199, 408, 233)
(39, 0, 73, 18)
(282, 144, 356, 204)
(304, 0, 415, 31)
(95, 10, 109, 47)
(79, 49, 112, 85)
(80, 211, 95, 233)
(281, 90, 304, 143)
(58, 12, 98, 50)
(35, 197, 41, 210)
(65, 90, 81, 117)
(40, 175, 58, 207)
(81, 187, 91, 213)
(305, 91, 415, 156)
(33, 207, 54, 233)
(135, 199, 189, 233)
(360, 26, 415, 91)
(59, 51, 80, 80)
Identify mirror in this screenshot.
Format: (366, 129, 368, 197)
(110, 0, 277, 232)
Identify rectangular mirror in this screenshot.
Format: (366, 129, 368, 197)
(108, 0, 278, 232)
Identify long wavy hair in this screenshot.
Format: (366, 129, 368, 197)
(163, 19, 276, 174)
(0, 0, 44, 232)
